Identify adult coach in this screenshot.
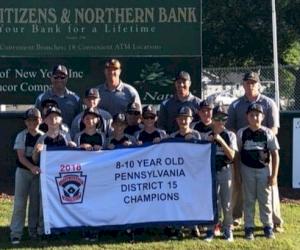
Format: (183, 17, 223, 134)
(226, 71, 283, 232)
(35, 65, 81, 127)
(158, 71, 201, 134)
(97, 58, 141, 116)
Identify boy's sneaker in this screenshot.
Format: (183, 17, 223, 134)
(11, 237, 20, 245)
(263, 226, 275, 239)
(126, 229, 135, 243)
(82, 231, 90, 241)
(244, 227, 254, 240)
(204, 230, 214, 242)
(167, 228, 184, 240)
(29, 232, 38, 240)
(274, 224, 284, 233)
(223, 228, 234, 242)
(191, 226, 201, 238)
(214, 223, 221, 236)
(89, 232, 98, 242)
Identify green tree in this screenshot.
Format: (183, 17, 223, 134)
(202, 0, 300, 108)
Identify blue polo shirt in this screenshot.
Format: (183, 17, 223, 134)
(35, 88, 81, 127)
(97, 81, 141, 116)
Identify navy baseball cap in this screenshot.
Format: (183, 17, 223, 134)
(52, 64, 68, 76)
(82, 108, 101, 119)
(177, 106, 193, 117)
(243, 71, 260, 82)
(45, 107, 62, 118)
(199, 100, 214, 110)
(126, 102, 141, 114)
(212, 105, 228, 118)
(175, 71, 191, 81)
(24, 108, 41, 120)
(142, 105, 157, 116)
(247, 103, 264, 114)
(41, 98, 58, 108)
(112, 113, 127, 125)
(105, 58, 121, 69)
(85, 88, 100, 98)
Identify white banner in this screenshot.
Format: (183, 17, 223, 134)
(40, 141, 217, 234)
(293, 118, 300, 188)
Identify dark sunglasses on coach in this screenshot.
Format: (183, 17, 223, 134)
(143, 115, 156, 120)
(127, 111, 140, 115)
(53, 76, 67, 80)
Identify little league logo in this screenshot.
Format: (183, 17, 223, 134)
(55, 172, 87, 204)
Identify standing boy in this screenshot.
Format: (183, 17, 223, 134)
(170, 106, 201, 140)
(124, 102, 143, 136)
(32, 106, 76, 237)
(135, 105, 167, 144)
(74, 108, 106, 151)
(204, 106, 237, 242)
(191, 99, 213, 138)
(107, 113, 136, 149)
(168, 106, 201, 239)
(39, 98, 69, 133)
(237, 103, 279, 240)
(10, 108, 44, 244)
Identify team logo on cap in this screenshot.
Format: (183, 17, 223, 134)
(56, 172, 87, 204)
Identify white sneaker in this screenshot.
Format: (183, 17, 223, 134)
(11, 237, 20, 245)
(223, 229, 234, 242)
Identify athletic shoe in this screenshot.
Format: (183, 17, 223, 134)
(11, 237, 20, 245)
(263, 226, 275, 239)
(244, 227, 254, 240)
(89, 232, 98, 242)
(274, 224, 284, 233)
(29, 233, 38, 240)
(191, 226, 201, 238)
(82, 231, 90, 241)
(214, 223, 221, 236)
(204, 230, 214, 242)
(223, 228, 234, 242)
(126, 229, 135, 243)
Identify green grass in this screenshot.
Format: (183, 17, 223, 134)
(0, 197, 300, 250)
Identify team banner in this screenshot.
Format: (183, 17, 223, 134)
(293, 118, 300, 188)
(40, 140, 216, 234)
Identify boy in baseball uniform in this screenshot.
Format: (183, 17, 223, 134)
(237, 103, 279, 240)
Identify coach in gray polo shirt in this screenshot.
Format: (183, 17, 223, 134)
(157, 71, 201, 134)
(227, 71, 279, 134)
(35, 65, 81, 127)
(97, 59, 141, 116)
(227, 70, 283, 232)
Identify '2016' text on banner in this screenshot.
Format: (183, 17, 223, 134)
(40, 140, 217, 234)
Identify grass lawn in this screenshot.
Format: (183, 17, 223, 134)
(0, 197, 300, 250)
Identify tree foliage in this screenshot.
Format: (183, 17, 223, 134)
(202, 0, 300, 67)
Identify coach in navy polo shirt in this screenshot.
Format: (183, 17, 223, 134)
(97, 58, 141, 116)
(158, 71, 201, 134)
(35, 64, 81, 127)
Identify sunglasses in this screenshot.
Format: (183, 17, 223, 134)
(53, 76, 67, 80)
(44, 104, 57, 109)
(213, 116, 228, 122)
(143, 116, 156, 120)
(127, 111, 140, 115)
